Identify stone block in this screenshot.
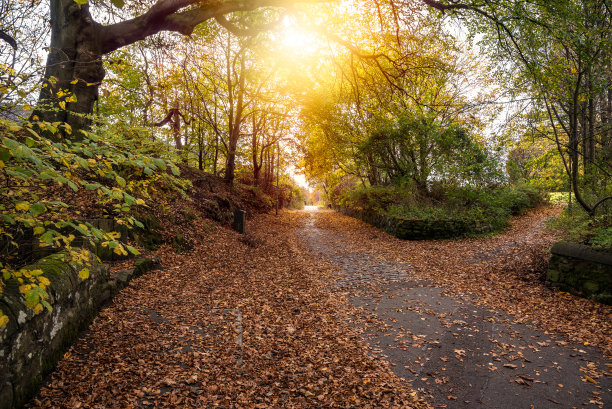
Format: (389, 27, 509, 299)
(547, 242, 612, 305)
(1, 253, 113, 409)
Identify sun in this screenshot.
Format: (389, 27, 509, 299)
(279, 15, 320, 55)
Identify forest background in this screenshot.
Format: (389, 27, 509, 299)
(0, 0, 610, 325)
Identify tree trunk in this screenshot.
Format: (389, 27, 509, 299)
(35, 0, 105, 131)
(224, 129, 239, 184)
(224, 50, 245, 185)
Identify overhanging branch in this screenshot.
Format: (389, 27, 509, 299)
(101, 0, 330, 54)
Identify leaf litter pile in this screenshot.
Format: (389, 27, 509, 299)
(28, 211, 430, 408)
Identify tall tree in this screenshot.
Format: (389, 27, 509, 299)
(423, 0, 612, 215)
(34, 0, 328, 130)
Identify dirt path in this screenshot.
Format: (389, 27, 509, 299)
(299, 207, 610, 408)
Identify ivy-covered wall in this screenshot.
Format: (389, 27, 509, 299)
(338, 207, 492, 239)
(0, 255, 158, 409)
(546, 242, 612, 305)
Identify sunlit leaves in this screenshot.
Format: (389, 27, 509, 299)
(79, 268, 89, 280)
(0, 117, 190, 326)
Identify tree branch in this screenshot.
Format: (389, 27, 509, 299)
(101, 0, 329, 54)
(214, 14, 282, 36)
(0, 30, 17, 50)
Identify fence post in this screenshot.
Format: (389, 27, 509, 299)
(233, 209, 246, 234)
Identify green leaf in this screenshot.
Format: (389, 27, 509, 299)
(115, 175, 126, 187)
(39, 230, 55, 245)
(152, 158, 167, 170)
(0, 147, 11, 161)
(24, 290, 40, 308)
(75, 156, 90, 170)
(126, 245, 140, 255)
(0, 214, 15, 224)
(2, 137, 19, 150)
(31, 286, 49, 299)
(73, 0, 88, 5)
(30, 203, 47, 217)
(85, 182, 101, 190)
(6, 169, 29, 179)
(111, 0, 124, 8)
(67, 180, 79, 191)
(124, 194, 136, 206)
(41, 300, 53, 312)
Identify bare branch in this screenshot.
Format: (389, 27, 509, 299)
(0, 30, 17, 50)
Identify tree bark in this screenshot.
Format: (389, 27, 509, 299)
(35, 0, 105, 130)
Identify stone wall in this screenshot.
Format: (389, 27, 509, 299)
(337, 207, 492, 240)
(0, 254, 158, 409)
(546, 242, 612, 305)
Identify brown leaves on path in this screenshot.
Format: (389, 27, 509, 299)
(311, 206, 612, 356)
(28, 212, 429, 409)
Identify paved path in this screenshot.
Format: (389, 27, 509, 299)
(299, 209, 610, 408)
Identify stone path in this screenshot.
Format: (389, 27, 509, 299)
(299, 209, 611, 408)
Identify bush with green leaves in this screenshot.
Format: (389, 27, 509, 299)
(550, 210, 612, 249)
(339, 183, 544, 234)
(0, 118, 190, 328)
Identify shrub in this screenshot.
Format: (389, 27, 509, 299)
(550, 210, 612, 249)
(0, 118, 190, 328)
(339, 182, 546, 236)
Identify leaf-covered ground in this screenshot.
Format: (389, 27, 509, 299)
(309, 206, 611, 355)
(27, 206, 610, 408)
(298, 206, 611, 408)
(27, 211, 428, 408)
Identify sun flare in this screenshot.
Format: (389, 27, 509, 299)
(279, 15, 320, 56)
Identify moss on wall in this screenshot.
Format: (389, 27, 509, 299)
(546, 242, 612, 305)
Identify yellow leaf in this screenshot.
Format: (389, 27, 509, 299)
(33, 304, 43, 315)
(113, 245, 127, 256)
(0, 314, 9, 328)
(70, 79, 78, 85)
(79, 268, 89, 280)
(0, 160, 4, 169)
(58, 101, 66, 110)
(38, 276, 50, 286)
(32, 115, 39, 121)
(33, 226, 45, 235)
(15, 201, 30, 212)
(584, 375, 598, 385)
